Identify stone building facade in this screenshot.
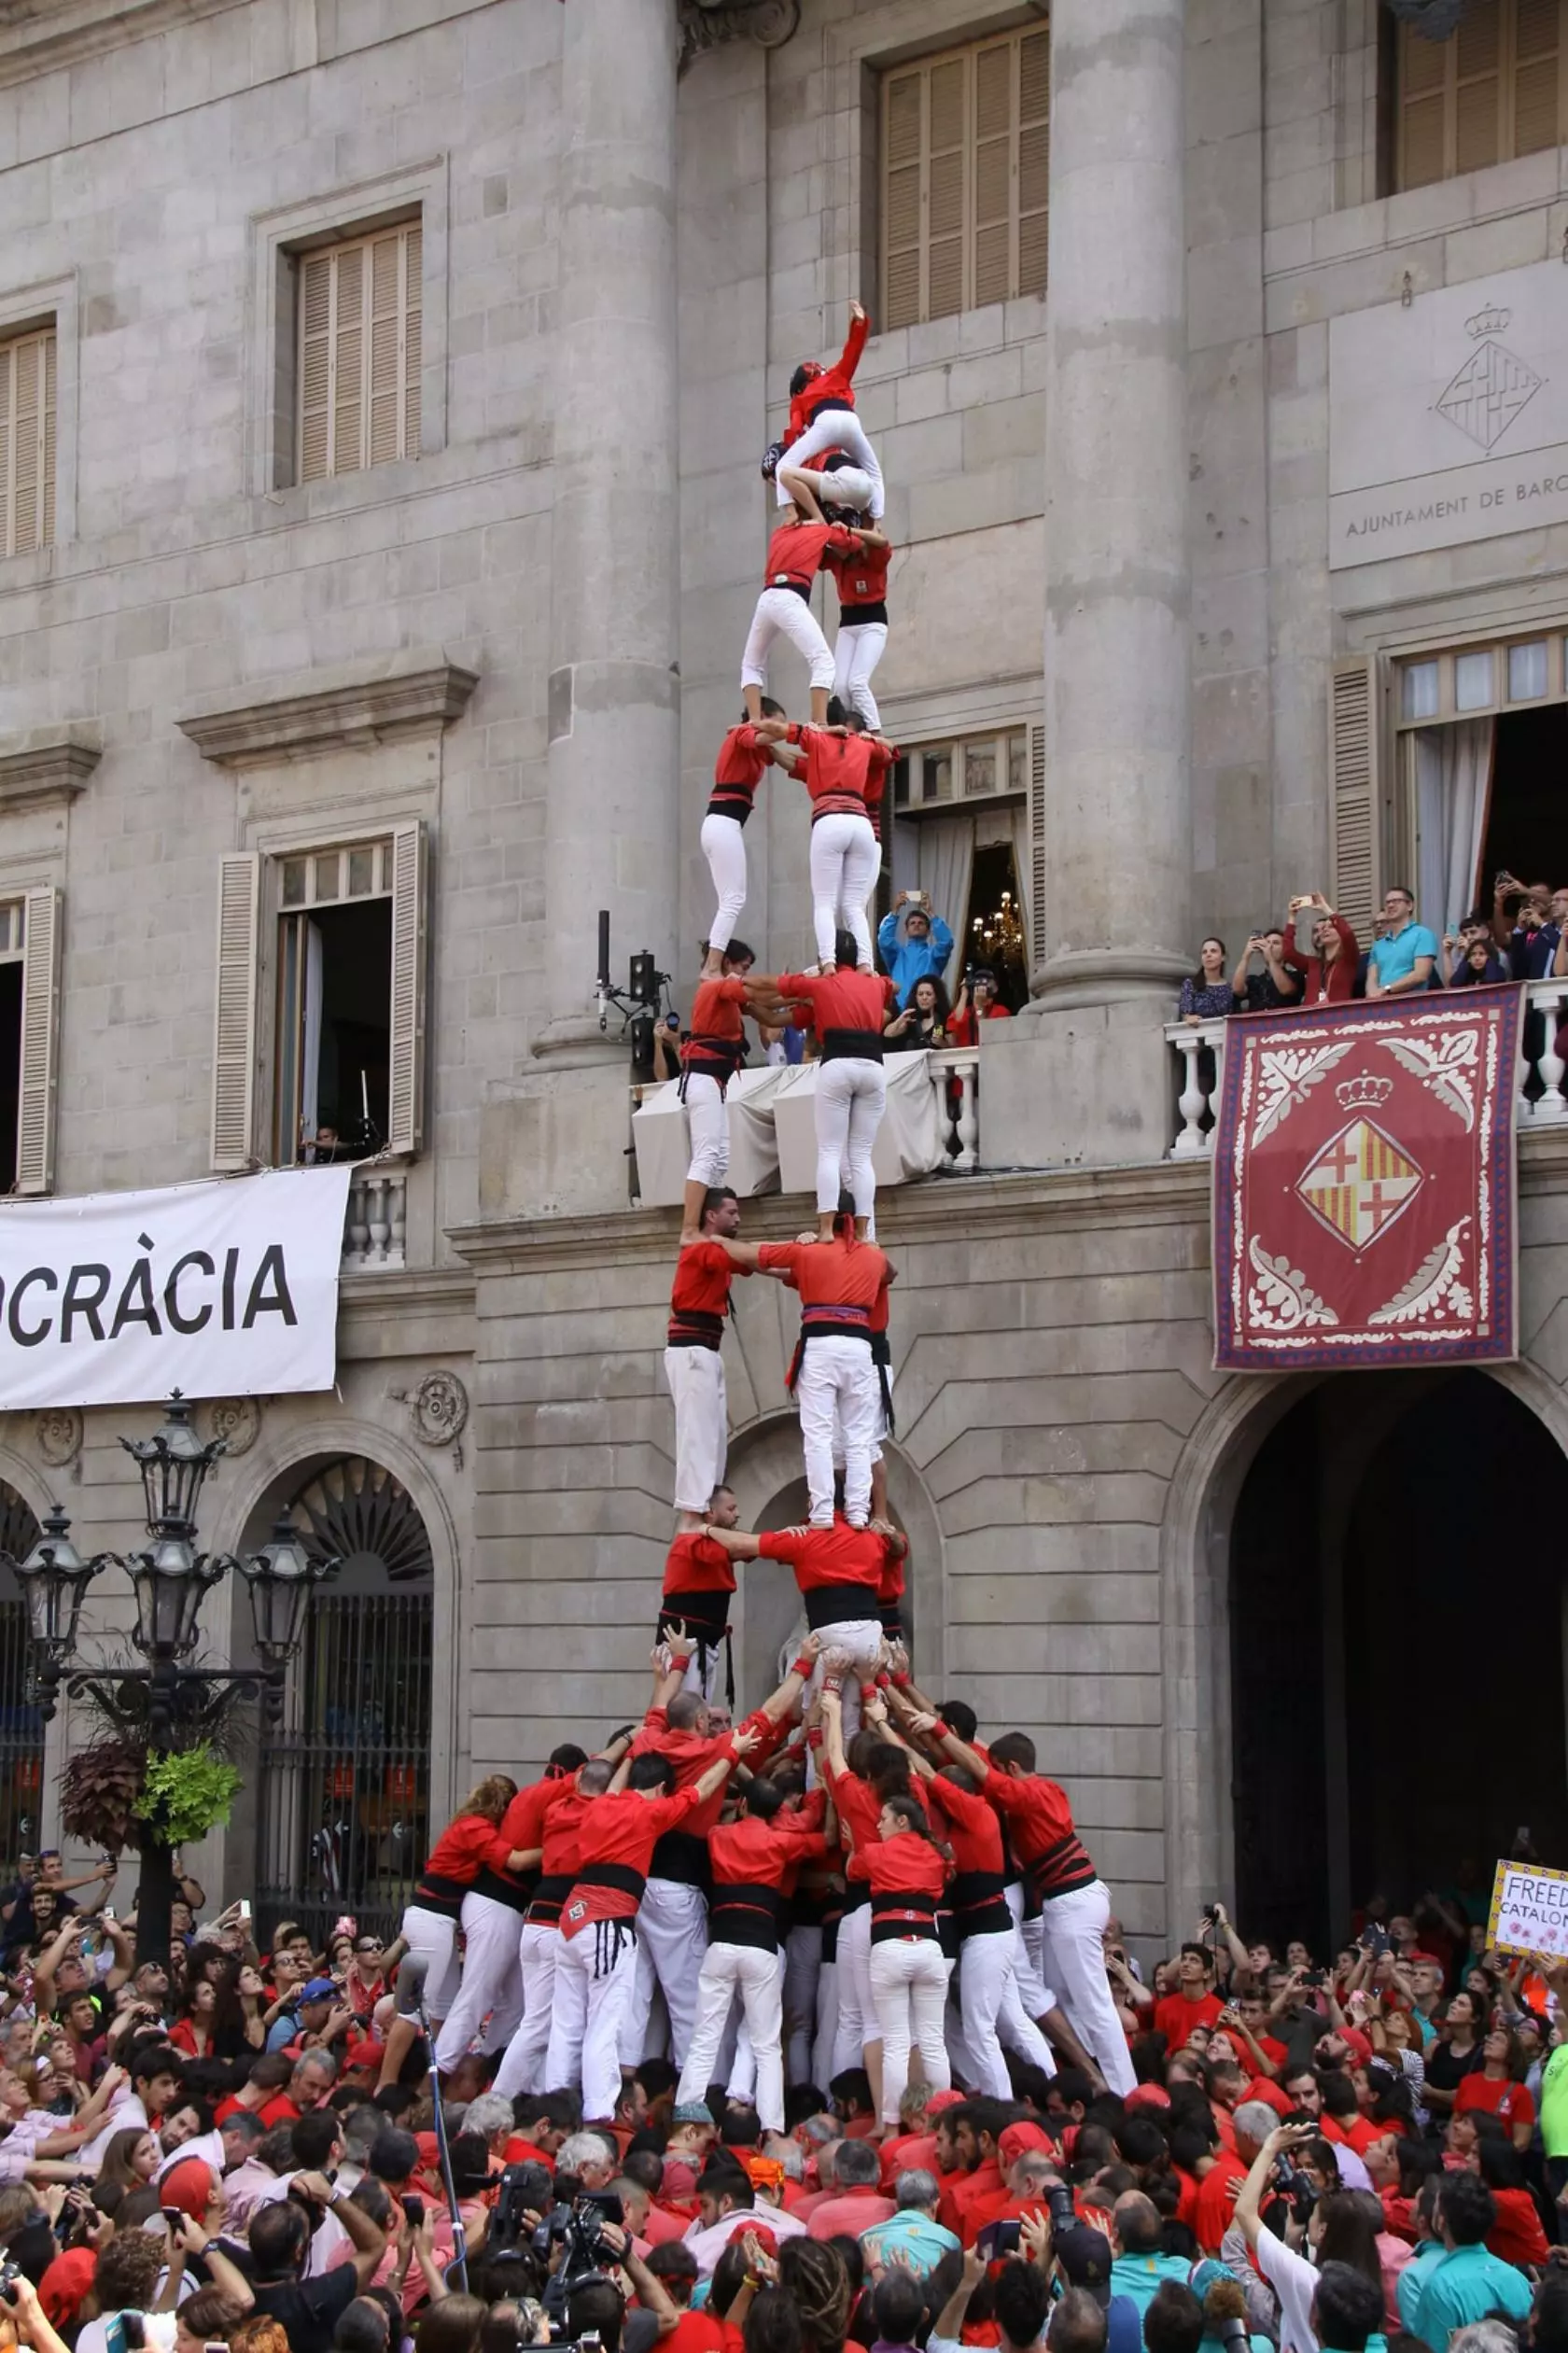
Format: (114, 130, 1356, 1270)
(0, 0, 1566, 1949)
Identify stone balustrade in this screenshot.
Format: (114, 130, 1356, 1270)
(342, 1159, 409, 1268)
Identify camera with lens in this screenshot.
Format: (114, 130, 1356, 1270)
(1044, 2180, 1075, 2232)
(1213, 2320, 1250, 2351)
(1271, 2155, 1317, 2225)
(491, 2161, 555, 2258)
(535, 2192, 625, 2323)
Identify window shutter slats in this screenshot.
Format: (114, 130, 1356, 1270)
(404, 223, 423, 456)
(881, 30, 1050, 329)
(15, 885, 61, 1197)
(1459, 0, 1503, 74)
(1329, 660, 1383, 949)
(210, 853, 260, 1172)
(333, 243, 365, 476)
(387, 819, 427, 1155)
(296, 222, 421, 485)
(1397, 0, 1562, 189)
(299, 254, 332, 484)
(0, 330, 54, 561)
(1401, 91, 1449, 185)
(1455, 71, 1501, 168)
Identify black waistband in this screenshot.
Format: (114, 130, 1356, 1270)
(650, 1829, 711, 1890)
(413, 1871, 467, 1917)
(575, 1860, 648, 1903)
(659, 1586, 731, 1636)
(841, 1883, 870, 1912)
(667, 1309, 724, 1350)
(838, 601, 888, 626)
(710, 1883, 782, 1951)
(804, 396, 854, 424)
(767, 579, 812, 601)
(707, 792, 753, 825)
(805, 1581, 883, 1629)
(878, 1603, 904, 1634)
(822, 1029, 884, 1062)
(871, 1891, 941, 1944)
(472, 1866, 537, 1912)
(1027, 1834, 1098, 1901)
(526, 1872, 572, 1925)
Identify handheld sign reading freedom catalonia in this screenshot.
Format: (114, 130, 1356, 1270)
(1489, 1857, 1568, 1960)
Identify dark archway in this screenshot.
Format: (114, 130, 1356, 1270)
(1230, 1371, 1568, 1957)
(256, 1459, 433, 1944)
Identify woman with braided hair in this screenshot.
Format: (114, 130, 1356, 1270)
(777, 2238, 853, 2353)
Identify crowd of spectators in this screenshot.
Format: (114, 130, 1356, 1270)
(1178, 875, 1568, 1022)
(0, 1830, 1561, 2353)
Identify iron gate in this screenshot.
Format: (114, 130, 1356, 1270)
(0, 1489, 43, 1869)
(257, 1460, 433, 1949)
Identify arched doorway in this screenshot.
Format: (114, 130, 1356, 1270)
(1229, 1370, 1568, 1955)
(0, 1487, 43, 1866)
(256, 1458, 434, 1945)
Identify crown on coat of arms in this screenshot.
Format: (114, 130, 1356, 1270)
(1335, 1071, 1394, 1109)
(1466, 305, 1512, 340)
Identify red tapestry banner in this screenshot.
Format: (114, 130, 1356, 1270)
(1212, 986, 1520, 1371)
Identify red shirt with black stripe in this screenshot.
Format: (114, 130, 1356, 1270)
(709, 724, 773, 823)
(560, 1786, 706, 1936)
(668, 1237, 749, 1350)
(982, 1765, 1097, 1900)
(784, 723, 892, 833)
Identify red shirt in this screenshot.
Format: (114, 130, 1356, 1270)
(786, 312, 868, 444)
(777, 968, 895, 1040)
(669, 2316, 731, 2353)
(758, 1518, 885, 1598)
(756, 1234, 889, 1312)
(824, 1758, 883, 1884)
(981, 1765, 1097, 1898)
(418, 1812, 500, 1905)
(941, 2159, 1005, 2246)
(1154, 1990, 1225, 2052)
(826, 537, 891, 611)
(711, 725, 773, 819)
(633, 1705, 777, 1839)
(662, 1531, 736, 1603)
(864, 1828, 947, 1902)
(1193, 2150, 1246, 2254)
(561, 1786, 706, 1935)
(1454, 2073, 1535, 2133)
(947, 1001, 1013, 1046)
(806, 2188, 897, 2240)
(707, 1805, 829, 1897)
(876, 1534, 906, 1610)
(762, 520, 861, 592)
(1487, 2185, 1548, 2267)
(668, 1238, 748, 1348)
(258, 2094, 301, 2129)
(784, 723, 891, 829)
(1281, 914, 1358, 1005)
(879, 2129, 938, 2186)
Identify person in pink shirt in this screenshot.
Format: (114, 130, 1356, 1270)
(804, 2137, 897, 2240)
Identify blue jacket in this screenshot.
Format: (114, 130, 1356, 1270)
(878, 909, 954, 1004)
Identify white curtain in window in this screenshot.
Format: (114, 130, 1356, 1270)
(918, 815, 974, 995)
(301, 917, 324, 1143)
(1414, 718, 1494, 945)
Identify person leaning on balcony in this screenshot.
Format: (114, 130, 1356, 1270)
(1178, 938, 1233, 1023)
(1365, 887, 1438, 997)
(1281, 894, 1359, 1006)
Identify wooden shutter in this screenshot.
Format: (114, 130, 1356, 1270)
(1514, 0, 1561, 150)
(928, 57, 967, 319)
(884, 74, 923, 329)
(15, 886, 61, 1197)
(210, 853, 259, 1171)
(0, 329, 56, 560)
(1329, 659, 1383, 950)
(973, 42, 1013, 312)
(1017, 29, 1050, 299)
(1396, 0, 1561, 189)
(1455, 1, 1503, 171)
(1028, 719, 1046, 974)
(297, 221, 422, 484)
(386, 819, 427, 1155)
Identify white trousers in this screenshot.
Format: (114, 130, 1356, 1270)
(433, 1891, 525, 2069)
(630, 1880, 708, 2066)
(833, 622, 888, 731)
(803, 1618, 885, 1748)
(813, 1956, 840, 2091)
(742, 587, 835, 693)
(700, 813, 749, 951)
(814, 1057, 885, 1218)
(663, 1343, 726, 1517)
(956, 1930, 1055, 2098)
(797, 1337, 879, 1524)
(1036, 1879, 1136, 2095)
(832, 1901, 875, 2078)
(552, 1922, 640, 2121)
(492, 1921, 562, 2098)
(869, 1938, 951, 2122)
(808, 813, 880, 968)
(778, 410, 886, 520)
(683, 1072, 729, 1186)
(783, 1926, 821, 2088)
(399, 1903, 462, 2023)
(677, 1942, 787, 2132)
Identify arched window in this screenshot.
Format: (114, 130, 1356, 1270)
(0, 1487, 42, 1866)
(257, 1459, 432, 1945)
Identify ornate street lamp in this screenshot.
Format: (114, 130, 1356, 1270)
(11, 1507, 111, 1703)
(120, 1393, 222, 1536)
(237, 1516, 333, 1683)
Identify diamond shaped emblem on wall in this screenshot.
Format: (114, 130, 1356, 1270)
(1437, 338, 1543, 453)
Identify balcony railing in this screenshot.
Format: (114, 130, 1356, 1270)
(1164, 978, 1568, 1158)
(342, 1159, 408, 1269)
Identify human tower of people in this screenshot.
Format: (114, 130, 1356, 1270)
(390, 306, 1135, 2143)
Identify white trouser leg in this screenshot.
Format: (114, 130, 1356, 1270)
(813, 1957, 839, 2090)
(663, 1344, 726, 1516)
(997, 1960, 1056, 2078)
(813, 1058, 857, 1216)
(836, 1059, 886, 1225)
(808, 812, 866, 967)
(434, 1892, 525, 2069)
(784, 1926, 821, 2086)
(833, 622, 888, 730)
(777, 411, 885, 520)
(679, 1643, 722, 1702)
(734, 1945, 786, 2133)
(677, 1944, 740, 2107)
(700, 813, 749, 952)
(1035, 1880, 1135, 2095)
(493, 1923, 561, 2098)
(399, 1905, 461, 2024)
(870, 1939, 951, 2123)
(958, 1932, 1017, 2100)
(637, 1881, 709, 2066)
(796, 1338, 879, 1524)
(580, 1925, 640, 2120)
(834, 818, 881, 970)
(683, 1072, 729, 1187)
(544, 1928, 591, 2094)
(832, 1903, 872, 2078)
(741, 587, 835, 693)
(802, 1616, 883, 1745)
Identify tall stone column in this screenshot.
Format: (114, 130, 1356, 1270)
(990, 0, 1192, 1169)
(493, 0, 681, 1216)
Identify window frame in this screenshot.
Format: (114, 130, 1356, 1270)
(0, 274, 76, 566)
(1393, 0, 1568, 190)
(295, 217, 424, 488)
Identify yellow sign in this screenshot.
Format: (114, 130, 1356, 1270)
(1488, 1857, 1568, 1959)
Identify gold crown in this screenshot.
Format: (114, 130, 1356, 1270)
(1336, 1071, 1393, 1110)
(1466, 304, 1512, 340)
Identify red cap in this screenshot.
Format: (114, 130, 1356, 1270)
(38, 2248, 95, 2326)
(160, 2159, 215, 2219)
(1125, 2084, 1170, 2113)
(998, 2122, 1055, 2168)
(925, 2089, 964, 2116)
(1243, 2077, 1294, 2117)
(743, 2225, 779, 2257)
(343, 2037, 386, 2070)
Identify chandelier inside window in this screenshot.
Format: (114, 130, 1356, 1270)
(1382, 0, 1469, 36)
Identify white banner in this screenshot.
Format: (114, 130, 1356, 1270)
(0, 1168, 354, 1411)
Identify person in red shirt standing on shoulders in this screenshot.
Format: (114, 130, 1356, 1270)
(759, 718, 893, 972)
(741, 511, 867, 728)
(678, 943, 758, 1242)
(702, 704, 790, 978)
(767, 302, 886, 522)
(704, 1511, 886, 1740)
(751, 938, 896, 1239)
(547, 1728, 758, 2124)
(660, 1483, 743, 1705)
(791, 460, 892, 731)
(665, 1187, 753, 1531)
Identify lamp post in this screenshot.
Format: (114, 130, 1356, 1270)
(2, 1394, 338, 1974)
